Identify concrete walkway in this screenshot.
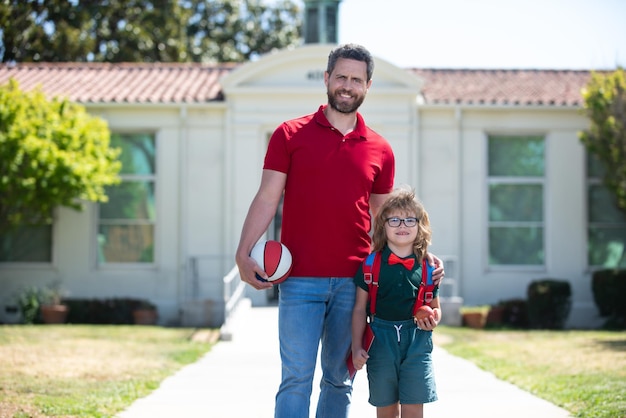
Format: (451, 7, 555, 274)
(116, 301, 571, 418)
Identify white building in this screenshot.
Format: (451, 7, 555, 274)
(1, 44, 623, 328)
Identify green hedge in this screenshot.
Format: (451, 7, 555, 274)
(527, 279, 572, 329)
(64, 298, 152, 324)
(499, 298, 529, 328)
(592, 269, 626, 329)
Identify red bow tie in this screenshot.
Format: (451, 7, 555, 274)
(388, 253, 415, 270)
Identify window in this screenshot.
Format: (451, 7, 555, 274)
(305, 7, 319, 43)
(325, 6, 338, 43)
(97, 133, 156, 264)
(487, 135, 545, 266)
(304, 2, 338, 43)
(0, 224, 52, 262)
(587, 154, 626, 268)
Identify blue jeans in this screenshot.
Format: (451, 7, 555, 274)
(274, 277, 356, 418)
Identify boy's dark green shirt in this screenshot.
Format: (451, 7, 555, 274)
(353, 246, 439, 321)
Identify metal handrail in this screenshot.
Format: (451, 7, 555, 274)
(187, 255, 246, 330)
(223, 265, 246, 319)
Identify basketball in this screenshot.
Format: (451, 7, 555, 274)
(249, 240, 293, 284)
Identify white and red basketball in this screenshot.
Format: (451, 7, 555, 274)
(250, 240, 293, 284)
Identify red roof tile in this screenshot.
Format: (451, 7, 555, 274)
(0, 62, 235, 104)
(0, 62, 597, 107)
(410, 68, 593, 106)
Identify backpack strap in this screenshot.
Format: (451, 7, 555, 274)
(363, 252, 382, 317)
(412, 258, 436, 316)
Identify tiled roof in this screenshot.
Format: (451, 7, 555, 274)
(410, 68, 593, 106)
(0, 62, 235, 104)
(0, 62, 595, 107)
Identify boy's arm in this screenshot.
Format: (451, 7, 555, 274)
(416, 297, 441, 331)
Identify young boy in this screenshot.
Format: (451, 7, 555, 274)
(351, 187, 440, 418)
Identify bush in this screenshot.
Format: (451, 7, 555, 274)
(14, 283, 66, 324)
(64, 298, 151, 324)
(527, 279, 572, 329)
(499, 298, 529, 328)
(592, 269, 626, 317)
(16, 286, 44, 324)
(591, 269, 626, 329)
(0, 79, 121, 245)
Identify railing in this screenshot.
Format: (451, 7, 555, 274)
(222, 265, 247, 330)
(437, 255, 463, 326)
(438, 255, 459, 298)
(186, 255, 247, 332)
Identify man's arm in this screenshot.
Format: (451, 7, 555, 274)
(235, 169, 287, 290)
(369, 193, 390, 219)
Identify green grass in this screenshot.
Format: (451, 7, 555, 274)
(2, 324, 624, 418)
(435, 326, 626, 418)
(0, 325, 216, 418)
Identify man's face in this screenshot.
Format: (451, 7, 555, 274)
(325, 58, 371, 114)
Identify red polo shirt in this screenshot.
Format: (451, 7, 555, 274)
(264, 105, 395, 277)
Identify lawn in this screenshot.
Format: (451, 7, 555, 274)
(1, 324, 624, 418)
(435, 326, 626, 418)
(0, 325, 217, 418)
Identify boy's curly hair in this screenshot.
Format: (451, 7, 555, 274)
(372, 186, 431, 260)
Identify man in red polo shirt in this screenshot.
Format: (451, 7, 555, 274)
(235, 43, 444, 418)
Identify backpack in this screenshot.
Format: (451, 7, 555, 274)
(363, 251, 436, 319)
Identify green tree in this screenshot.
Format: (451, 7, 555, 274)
(186, 0, 302, 63)
(579, 69, 626, 212)
(0, 78, 121, 240)
(0, 0, 301, 63)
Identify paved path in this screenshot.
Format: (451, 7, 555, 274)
(117, 301, 571, 418)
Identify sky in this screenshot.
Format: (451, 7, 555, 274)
(295, 0, 626, 70)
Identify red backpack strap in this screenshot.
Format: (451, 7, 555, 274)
(412, 258, 436, 316)
(363, 252, 381, 317)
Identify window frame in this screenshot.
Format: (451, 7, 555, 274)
(0, 221, 55, 266)
(585, 153, 626, 269)
(95, 131, 158, 268)
(485, 133, 547, 270)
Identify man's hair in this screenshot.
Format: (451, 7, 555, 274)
(372, 186, 432, 260)
(327, 43, 374, 81)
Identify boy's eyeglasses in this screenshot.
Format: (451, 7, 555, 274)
(385, 217, 418, 228)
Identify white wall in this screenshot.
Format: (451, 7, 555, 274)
(0, 46, 602, 328)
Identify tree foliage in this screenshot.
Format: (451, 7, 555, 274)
(579, 69, 626, 213)
(0, 78, 121, 237)
(0, 0, 302, 63)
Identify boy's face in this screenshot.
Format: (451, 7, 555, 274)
(384, 210, 418, 249)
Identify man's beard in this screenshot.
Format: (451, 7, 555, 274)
(327, 90, 365, 114)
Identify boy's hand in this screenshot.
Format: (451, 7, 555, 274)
(415, 308, 440, 331)
(351, 349, 370, 371)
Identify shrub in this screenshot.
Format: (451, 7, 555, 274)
(0, 79, 121, 245)
(591, 269, 626, 329)
(16, 286, 44, 324)
(527, 279, 572, 329)
(499, 298, 529, 328)
(486, 303, 506, 327)
(64, 298, 151, 324)
(14, 283, 66, 324)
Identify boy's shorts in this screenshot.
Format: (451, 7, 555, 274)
(366, 317, 438, 406)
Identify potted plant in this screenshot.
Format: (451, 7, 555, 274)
(16, 286, 44, 324)
(132, 300, 158, 325)
(39, 282, 69, 324)
(15, 283, 69, 324)
(461, 305, 489, 329)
